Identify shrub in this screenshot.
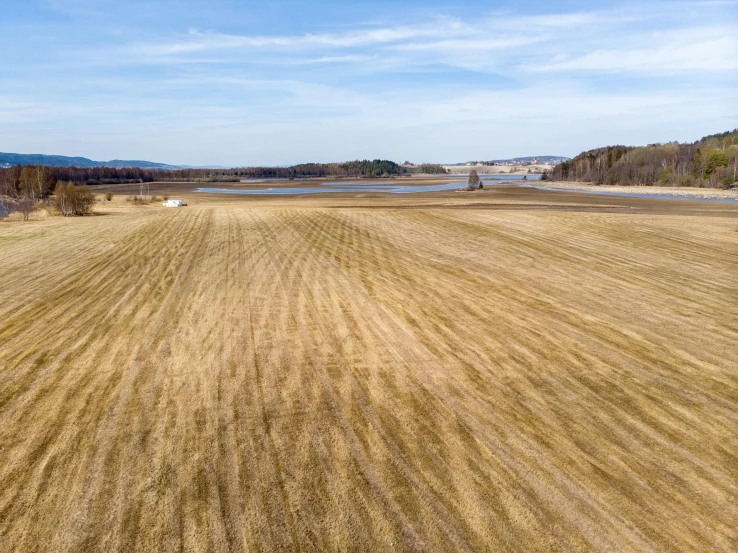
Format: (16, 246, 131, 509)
(18, 197, 34, 221)
(105, 192, 114, 201)
(706, 151, 728, 177)
(720, 176, 734, 189)
(658, 168, 674, 183)
(678, 174, 695, 187)
(55, 182, 95, 216)
(162, 195, 169, 201)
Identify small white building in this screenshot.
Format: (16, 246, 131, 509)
(162, 199, 185, 207)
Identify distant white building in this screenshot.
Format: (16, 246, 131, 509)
(162, 199, 185, 207)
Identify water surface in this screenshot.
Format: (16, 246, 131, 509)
(199, 175, 540, 195)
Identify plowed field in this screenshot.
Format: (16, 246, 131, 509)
(1, 187, 737, 552)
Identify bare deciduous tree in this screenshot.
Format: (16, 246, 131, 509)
(139, 181, 149, 201)
(55, 182, 95, 216)
(18, 197, 34, 221)
(19, 166, 55, 202)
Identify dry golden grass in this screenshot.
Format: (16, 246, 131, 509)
(1, 186, 737, 552)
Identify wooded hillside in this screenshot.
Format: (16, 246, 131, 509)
(549, 130, 738, 188)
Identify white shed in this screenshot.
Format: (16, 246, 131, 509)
(163, 199, 185, 207)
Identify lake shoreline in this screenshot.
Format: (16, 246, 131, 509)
(537, 181, 738, 200)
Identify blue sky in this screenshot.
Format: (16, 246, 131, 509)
(1, 0, 737, 165)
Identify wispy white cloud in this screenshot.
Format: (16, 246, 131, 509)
(529, 30, 738, 73)
(389, 36, 544, 53)
(125, 10, 617, 61)
(131, 19, 468, 56)
(3, 1, 738, 164)
(4, 79, 735, 165)
(298, 55, 377, 65)
(490, 11, 636, 29)
(115, 5, 738, 78)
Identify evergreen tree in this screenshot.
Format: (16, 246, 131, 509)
(468, 170, 481, 190)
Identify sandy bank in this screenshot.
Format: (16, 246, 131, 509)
(539, 181, 738, 200)
(443, 164, 550, 175)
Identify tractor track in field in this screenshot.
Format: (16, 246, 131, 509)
(1, 195, 737, 552)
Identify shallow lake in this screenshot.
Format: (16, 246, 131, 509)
(199, 175, 540, 195)
(197, 176, 737, 203)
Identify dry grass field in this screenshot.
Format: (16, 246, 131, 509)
(1, 185, 737, 552)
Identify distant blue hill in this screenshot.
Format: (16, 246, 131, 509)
(0, 152, 182, 169)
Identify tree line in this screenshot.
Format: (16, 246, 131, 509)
(414, 164, 449, 174)
(0, 159, 447, 186)
(0, 165, 94, 219)
(548, 129, 738, 188)
(0, 158, 448, 220)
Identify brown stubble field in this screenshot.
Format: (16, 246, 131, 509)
(1, 184, 737, 552)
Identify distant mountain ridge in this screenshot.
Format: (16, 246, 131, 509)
(0, 152, 181, 169)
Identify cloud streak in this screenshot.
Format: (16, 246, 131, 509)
(1, 1, 737, 164)
(114, 5, 738, 78)
(131, 19, 469, 56)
